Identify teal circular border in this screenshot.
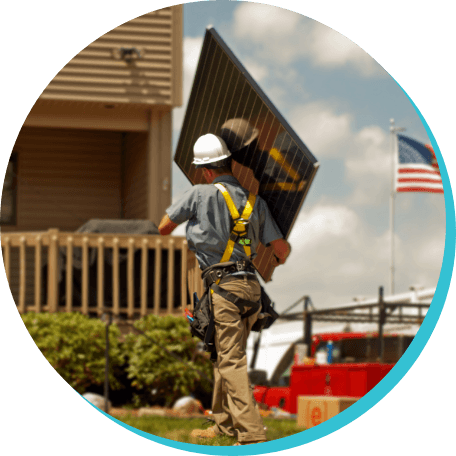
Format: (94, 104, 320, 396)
(82, 83, 455, 455)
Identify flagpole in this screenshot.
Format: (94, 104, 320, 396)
(389, 118, 405, 295)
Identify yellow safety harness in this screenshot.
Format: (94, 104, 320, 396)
(214, 183, 257, 262)
(189, 184, 264, 361)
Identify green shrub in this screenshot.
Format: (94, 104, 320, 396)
(123, 314, 213, 407)
(21, 312, 124, 394)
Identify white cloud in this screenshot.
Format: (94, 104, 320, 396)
(345, 126, 391, 205)
(233, 3, 305, 66)
(308, 25, 386, 77)
(289, 101, 353, 157)
(414, 233, 445, 271)
(347, 126, 391, 176)
(235, 2, 302, 35)
(232, 2, 385, 77)
(289, 204, 359, 247)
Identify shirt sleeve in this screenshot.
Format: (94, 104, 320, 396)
(166, 186, 199, 225)
(258, 198, 284, 246)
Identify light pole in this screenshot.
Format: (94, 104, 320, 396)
(389, 119, 406, 295)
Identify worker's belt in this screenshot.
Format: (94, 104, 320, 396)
(202, 260, 260, 319)
(201, 260, 256, 289)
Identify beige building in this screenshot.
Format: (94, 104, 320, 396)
(1, 6, 203, 320)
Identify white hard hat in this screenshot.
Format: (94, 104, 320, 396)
(192, 133, 231, 167)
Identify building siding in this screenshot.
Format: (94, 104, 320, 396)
(2, 126, 122, 233)
(40, 6, 183, 107)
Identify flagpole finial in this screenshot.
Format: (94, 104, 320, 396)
(390, 118, 395, 130)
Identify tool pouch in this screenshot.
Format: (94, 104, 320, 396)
(251, 286, 279, 332)
(189, 290, 217, 361)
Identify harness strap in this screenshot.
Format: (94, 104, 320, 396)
(214, 183, 256, 262)
(211, 283, 261, 319)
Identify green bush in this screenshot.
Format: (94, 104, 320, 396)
(21, 312, 124, 394)
(123, 314, 213, 407)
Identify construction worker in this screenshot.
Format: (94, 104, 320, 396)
(158, 133, 291, 445)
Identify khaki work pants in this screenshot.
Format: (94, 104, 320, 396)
(210, 275, 267, 443)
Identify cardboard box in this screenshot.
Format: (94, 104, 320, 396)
(297, 396, 359, 428)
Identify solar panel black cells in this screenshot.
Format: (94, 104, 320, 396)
(174, 27, 319, 282)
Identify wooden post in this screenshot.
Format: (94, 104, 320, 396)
(141, 238, 149, 317)
(19, 236, 26, 313)
(112, 238, 120, 316)
(35, 235, 42, 312)
(82, 236, 89, 315)
(66, 236, 74, 313)
(47, 229, 59, 313)
(154, 238, 162, 315)
(167, 238, 175, 314)
(127, 238, 135, 319)
(97, 237, 105, 317)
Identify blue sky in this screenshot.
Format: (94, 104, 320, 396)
(170, 1, 445, 311)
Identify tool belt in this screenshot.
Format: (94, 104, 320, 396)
(201, 260, 256, 288)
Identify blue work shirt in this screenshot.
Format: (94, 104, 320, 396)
(166, 175, 283, 271)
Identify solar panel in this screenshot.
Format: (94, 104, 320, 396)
(174, 27, 319, 282)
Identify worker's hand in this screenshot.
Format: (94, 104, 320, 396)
(270, 238, 291, 266)
(158, 214, 178, 235)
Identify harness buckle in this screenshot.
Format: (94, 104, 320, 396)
(233, 218, 249, 236)
(236, 260, 247, 271)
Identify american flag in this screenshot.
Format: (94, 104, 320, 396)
(396, 134, 443, 194)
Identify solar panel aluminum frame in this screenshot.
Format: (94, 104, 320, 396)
(174, 27, 319, 282)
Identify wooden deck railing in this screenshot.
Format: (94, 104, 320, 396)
(1, 229, 203, 319)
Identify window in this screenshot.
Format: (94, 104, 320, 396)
(0, 153, 17, 225)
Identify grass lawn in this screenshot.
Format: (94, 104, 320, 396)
(113, 414, 304, 446)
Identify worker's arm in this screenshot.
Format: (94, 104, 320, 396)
(270, 238, 291, 266)
(158, 214, 178, 235)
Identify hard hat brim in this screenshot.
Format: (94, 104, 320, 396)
(192, 154, 231, 166)
(193, 156, 232, 169)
